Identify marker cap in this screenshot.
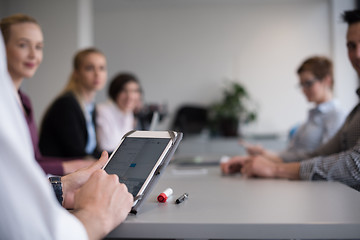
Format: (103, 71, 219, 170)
(157, 188, 173, 203)
(157, 193, 168, 202)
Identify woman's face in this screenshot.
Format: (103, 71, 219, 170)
(76, 52, 107, 93)
(5, 22, 43, 82)
(116, 81, 142, 113)
(298, 71, 328, 104)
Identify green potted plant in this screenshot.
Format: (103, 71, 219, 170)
(208, 80, 257, 137)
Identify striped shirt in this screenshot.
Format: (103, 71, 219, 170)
(298, 89, 360, 191)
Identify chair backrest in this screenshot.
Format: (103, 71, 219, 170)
(172, 105, 208, 135)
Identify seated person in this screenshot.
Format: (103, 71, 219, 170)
(39, 48, 107, 159)
(243, 56, 346, 163)
(0, 19, 133, 240)
(0, 14, 94, 175)
(97, 72, 142, 153)
(221, 10, 360, 192)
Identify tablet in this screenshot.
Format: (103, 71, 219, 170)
(102, 130, 182, 214)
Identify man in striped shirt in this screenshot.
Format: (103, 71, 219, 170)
(221, 9, 360, 191)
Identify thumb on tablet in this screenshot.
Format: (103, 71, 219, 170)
(89, 151, 109, 171)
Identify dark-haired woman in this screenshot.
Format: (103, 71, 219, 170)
(96, 72, 142, 152)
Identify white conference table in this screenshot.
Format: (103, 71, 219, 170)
(106, 136, 360, 239)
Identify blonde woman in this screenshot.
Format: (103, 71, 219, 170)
(40, 48, 107, 160)
(0, 14, 97, 175)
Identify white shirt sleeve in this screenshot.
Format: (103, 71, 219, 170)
(96, 102, 116, 152)
(97, 101, 135, 152)
(0, 33, 88, 240)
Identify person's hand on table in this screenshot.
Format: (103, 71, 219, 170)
(221, 154, 301, 180)
(221, 155, 279, 178)
(220, 155, 251, 175)
(241, 155, 278, 178)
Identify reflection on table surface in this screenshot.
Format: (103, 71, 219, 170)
(173, 134, 287, 166)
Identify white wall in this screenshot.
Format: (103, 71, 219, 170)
(1, 0, 357, 136)
(94, 0, 357, 135)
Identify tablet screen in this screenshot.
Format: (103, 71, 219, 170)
(104, 137, 171, 197)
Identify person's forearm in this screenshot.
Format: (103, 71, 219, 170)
(274, 162, 300, 180)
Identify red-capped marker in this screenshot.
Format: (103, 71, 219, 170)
(157, 188, 173, 203)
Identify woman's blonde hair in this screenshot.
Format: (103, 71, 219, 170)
(0, 13, 39, 44)
(63, 47, 105, 95)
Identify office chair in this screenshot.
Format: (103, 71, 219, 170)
(172, 105, 208, 136)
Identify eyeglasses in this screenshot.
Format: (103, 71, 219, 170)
(298, 78, 319, 89)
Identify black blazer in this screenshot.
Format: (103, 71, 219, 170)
(39, 91, 101, 159)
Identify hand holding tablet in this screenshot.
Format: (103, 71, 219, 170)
(102, 130, 182, 214)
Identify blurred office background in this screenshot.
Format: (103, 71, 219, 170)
(0, 0, 357, 136)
